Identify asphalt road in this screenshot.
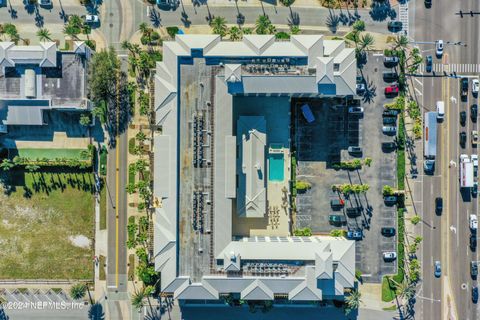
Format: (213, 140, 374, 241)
(106, 114, 128, 293)
(413, 0, 480, 319)
(1, 0, 395, 49)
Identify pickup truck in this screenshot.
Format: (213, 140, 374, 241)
(472, 154, 478, 176)
(329, 214, 346, 225)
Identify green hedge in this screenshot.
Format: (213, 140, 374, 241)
(397, 115, 406, 191)
(100, 146, 107, 176)
(128, 138, 136, 155)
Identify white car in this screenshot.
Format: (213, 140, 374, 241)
(470, 214, 478, 230)
(84, 15, 99, 24)
(472, 79, 479, 95)
(436, 40, 444, 57)
(383, 252, 397, 261)
(472, 154, 478, 167)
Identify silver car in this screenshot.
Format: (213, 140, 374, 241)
(382, 126, 397, 134)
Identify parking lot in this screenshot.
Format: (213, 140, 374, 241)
(293, 53, 399, 282)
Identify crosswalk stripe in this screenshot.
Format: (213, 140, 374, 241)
(417, 63, 480, 74)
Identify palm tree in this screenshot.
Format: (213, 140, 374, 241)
(25, 164, 40, 172)
(136, 131, 147, 142)
(242, 27, 253, 35)
(36, 28, 51, 42)
(290, 25, 301, 35)
(121, 40, 132, 51)
(267, 24, 276, 35)
(211, 16, 228, 37)
(345, 289, 361, 315)
(131, 287, 145, 311)
(126, 182, 137, 194)
(359, 33, 375, 51)
(0, 24, 5, 40)
(64, 24, 79, 39)
(255, 15, 272, 35)
(229, 26, 242, 41)
(139, 22, 152, 39)
(323, 0, 336, 8)
(70, 283, 87, 300)
(394, 34, 409, 51)
(4, 23, 20, 43)
(352, 20, 365, 33)
(0, 159, 14, 171)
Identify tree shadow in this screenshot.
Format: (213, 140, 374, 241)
(362, 76, 377, 104)
(88, 303, 105, 320)
(58, 0, 68, 22)
(150, 8, 162, 27)
(23, 0, 36, 15)
(34, 7, 45, 27)
(105, 72, 132, 147)
(356, 51, 368, 69)
(288, 11, 300, 27)
(369, 0, 396, 22)
(8, 0, 18, 19)
(326, 10, 340, 34)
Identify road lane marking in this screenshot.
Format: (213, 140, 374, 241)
(415, 87, 423, 96)
(415, 78, 423, 86)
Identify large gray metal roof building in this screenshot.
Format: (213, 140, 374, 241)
(153, 34, 356, 304)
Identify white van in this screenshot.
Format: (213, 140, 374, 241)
(436, 101, 445, 121)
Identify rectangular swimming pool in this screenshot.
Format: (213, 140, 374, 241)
(269, 153, 285, 182)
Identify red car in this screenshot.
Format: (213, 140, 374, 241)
(385, 85, 399, 95)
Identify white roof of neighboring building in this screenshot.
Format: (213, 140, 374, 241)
(0, 42, 57, 68)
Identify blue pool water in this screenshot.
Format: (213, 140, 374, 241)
(269, 153, 285, 182)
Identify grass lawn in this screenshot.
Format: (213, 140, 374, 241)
(13, 148, 88, 160)
(100, 178, 107, 230)
(0, 169, 95, 279)
(381, 276, 397, 302)
(99, 255, 106, 281)
(129, 163, 136, 185)
(128, 138, 136, 155)
(128, 254, 135, 280)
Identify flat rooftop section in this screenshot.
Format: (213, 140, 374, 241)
(0, 53, 87, 108)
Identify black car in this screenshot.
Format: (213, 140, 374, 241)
(383, 71, 399, 82)
(471, 261, 478, 279)
(383, 109, 400, 117)
(473, 287, 479, 303)
(425, 0, 432, 8)
(425, 55, 433, 73)
(381, 227, 396, 237)
(460, 111, 467, 126)
(387, 21, 403, 32)
(470, 234, 477, 251)
(461, 78, 469, 102)
(435, 197, 443, 215)
(384, 56, 399, 68)
(460, 132, 467, 147)
(471, 104, 478, 122)
(346, 207, 362, 217)
(382, 142, 397, 150)
(383, 117, 397, 125)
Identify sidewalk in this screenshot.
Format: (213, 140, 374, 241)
(359, 283, 397, 311)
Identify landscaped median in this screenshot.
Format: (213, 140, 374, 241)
(382, 114, 406, 302)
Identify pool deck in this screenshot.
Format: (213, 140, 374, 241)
(232, 147, 291, 237)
